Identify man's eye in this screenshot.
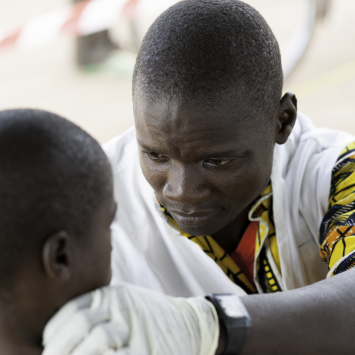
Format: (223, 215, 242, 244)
(145, 151, 169, 162)
(205, 158, 234, 166)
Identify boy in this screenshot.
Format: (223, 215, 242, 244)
(0, 108, 115, 354)
(0, 108, 219, 355)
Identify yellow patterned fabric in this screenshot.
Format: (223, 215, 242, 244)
(249, 184, 283, 293)
(158, 182, 283, 294)
(319, 142, 355, 276)
(159, 204, 257, 293)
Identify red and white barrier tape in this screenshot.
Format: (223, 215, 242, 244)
(0, 0, 177, 51)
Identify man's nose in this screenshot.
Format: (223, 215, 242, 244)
(163, 163, 211, 203)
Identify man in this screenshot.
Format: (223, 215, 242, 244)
(44, 0, 355, 354)
(0, 109, 218, 355)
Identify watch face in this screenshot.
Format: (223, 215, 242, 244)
(216, 295, 249, 319)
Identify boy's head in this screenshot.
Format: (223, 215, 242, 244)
(133, 0, 297, 236)
(0, 109, 115, 347)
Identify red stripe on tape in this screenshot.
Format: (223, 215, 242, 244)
(62, 0, 90, 35)
(121, 0, 140, 20)
(0, 30, 20, 50)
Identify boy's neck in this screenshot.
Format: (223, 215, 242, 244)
(0, 288, 45, 355)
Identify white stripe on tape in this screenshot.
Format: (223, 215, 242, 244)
(77, 0, 127, 36)
(16, 7, 72, 50)
(136, 0, 176, 17)
(0, 30, 5, 45)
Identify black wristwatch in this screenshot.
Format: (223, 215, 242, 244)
(206, 294, 251, 355)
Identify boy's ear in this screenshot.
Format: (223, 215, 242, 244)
(275, 92, 297, 145)
(42, 231, 72, 282)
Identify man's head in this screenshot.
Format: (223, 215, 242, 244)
(0, 109, 115, 341)
(133, 0, 297, 236)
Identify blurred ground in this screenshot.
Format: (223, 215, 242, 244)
(0, 0, 354, 143)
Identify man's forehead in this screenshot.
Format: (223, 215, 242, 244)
(134, 97, 257, 137)
(134, 98, 266, 158)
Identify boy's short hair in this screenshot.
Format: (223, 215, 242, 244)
(0, 109, 112, 285)
(133, 0, 283, 118)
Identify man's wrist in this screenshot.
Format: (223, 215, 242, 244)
(206, 294, 251, 355)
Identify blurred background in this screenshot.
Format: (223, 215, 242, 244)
(0, 0, 354, 144)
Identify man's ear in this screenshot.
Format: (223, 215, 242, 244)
(275, 92, 297, 145)
(42, 231, 72, 282)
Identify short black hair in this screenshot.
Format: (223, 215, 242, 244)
(0, 109, 112, 284)
(133, 0, 283, 118)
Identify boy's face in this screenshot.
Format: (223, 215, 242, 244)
(63, 184, 117, 301)
(135, 97, 279, 237)
(73, 194, 116, 294)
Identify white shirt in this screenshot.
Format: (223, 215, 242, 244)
(103, 113, 355, 296)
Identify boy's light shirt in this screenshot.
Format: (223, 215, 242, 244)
(103, 113, 355, 296)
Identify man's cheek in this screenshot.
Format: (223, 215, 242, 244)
(221, 173, 260, 202)
(216, 168, 255, 191)
(141, 163, 167, 191)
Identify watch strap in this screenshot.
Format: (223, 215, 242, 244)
(206, 293, 251, 355)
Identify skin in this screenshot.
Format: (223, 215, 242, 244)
(0, 186, 116, 355)
(239, 269, 355, 355)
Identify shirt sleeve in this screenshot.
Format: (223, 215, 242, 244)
(319, 142, 355, 277)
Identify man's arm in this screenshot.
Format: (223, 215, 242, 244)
(43, 274, 355, 355)
(238, 268, 355, 355)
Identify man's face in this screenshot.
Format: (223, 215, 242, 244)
(135, 98, 278, 236)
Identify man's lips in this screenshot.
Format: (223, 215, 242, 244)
(169, 208, 220, 227)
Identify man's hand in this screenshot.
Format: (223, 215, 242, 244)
(42, 283, 219, 355)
